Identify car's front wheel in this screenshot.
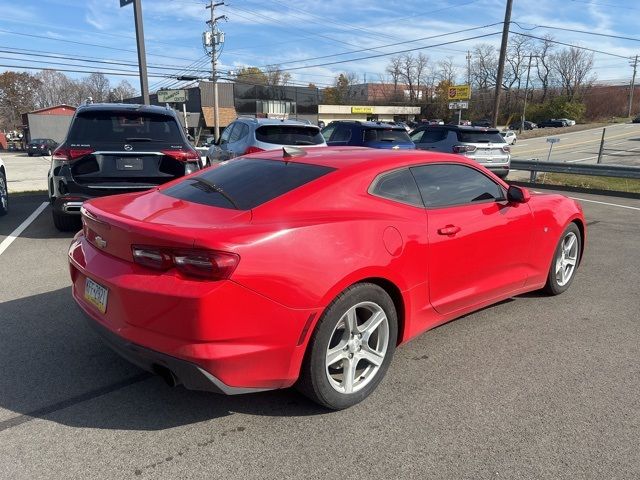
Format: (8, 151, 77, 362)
(544, 223, 582, 295)
(297, 283, 398, 410)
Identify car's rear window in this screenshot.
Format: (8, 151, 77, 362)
(456, 131, 505, 143)
(255, 125, 324, 146)
(162, 158, 335, 210)
(363, 128, 412, 143)
(67, 111, 183, 144)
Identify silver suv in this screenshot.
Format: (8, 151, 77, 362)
(206, 118, 326, 165)
(410, 125, 511, 178)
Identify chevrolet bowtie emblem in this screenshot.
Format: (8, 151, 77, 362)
(94, 236, 107, 249)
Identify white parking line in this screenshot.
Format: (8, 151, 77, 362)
(0, 202, 49, 256)
(569, 197, 640, 211)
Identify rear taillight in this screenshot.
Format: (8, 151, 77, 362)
(52, 146, 94, 163)
(452, 145, 477, 154)
(502, 145, 511, 153)
(132, 245, 240, 280)
(161, 149, 200, 161)
(244, 146, 265, 155)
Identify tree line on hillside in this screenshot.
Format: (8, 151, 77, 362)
(0, 71, 136, 130)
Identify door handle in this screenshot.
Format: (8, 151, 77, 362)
(437, 225, 461, 236)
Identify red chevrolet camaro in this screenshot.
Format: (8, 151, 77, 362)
(69, 147, 585, 409)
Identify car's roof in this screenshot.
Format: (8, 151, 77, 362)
(235, 117, 319, 127)
(329, 120, 406, 130)
(415, 124, 500, 133)
(249, 146, 478, 172)
(75, 103, 177, 115)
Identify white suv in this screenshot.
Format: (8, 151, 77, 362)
(410, 125, 511, 179)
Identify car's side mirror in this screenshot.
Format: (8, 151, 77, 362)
(507, 185, 531, 203)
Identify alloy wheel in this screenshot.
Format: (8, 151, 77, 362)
(325, 301, 389, 394)
(555, 231, 578, 287)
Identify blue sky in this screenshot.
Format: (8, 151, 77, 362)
(0, 0, 638, 94)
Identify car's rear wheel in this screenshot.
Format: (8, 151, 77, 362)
(52, 210, 81, 232)
(0, 171, 8, 216)
(297, 283, 397, 410)
(544, 223, 581, 295)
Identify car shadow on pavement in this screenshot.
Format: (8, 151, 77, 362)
(0, 196, 79, 240)
(0, 288, 326, 434)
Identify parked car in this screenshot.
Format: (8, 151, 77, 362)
(322, 121, 415, 150)
(557, 118, 576, 126)
(195, 136, 216, 168)
(27, 138, 58, 156)
(206, 118, 326, 165)
(70, 147, 586, 410)
(48, 103, 200, 231)
(538, 119, 566, 128)
(472, 119, 492, 127)
(0, 155, 8, 216)
(428, 119, 445, 125)
(632, 115, 640, 123)
(410, 125, 511, 178)
(500, 130, 517, 145)
(508, 120, 537, 130)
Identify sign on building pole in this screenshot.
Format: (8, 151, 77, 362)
(121, 0, 150, 105)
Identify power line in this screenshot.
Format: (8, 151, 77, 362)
(512, 21, 640, 44)
(275, 31, 503, 73)
(510, 31, 631, 59)
(252, 23, 503, 70)
(0, 63, 170, 77)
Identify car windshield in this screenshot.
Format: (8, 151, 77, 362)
(363, 128, 412, 143)
(456, 131, 505, 143)
(162, 158, 335, 210)
(66, 111, 184, 143)
(255, 125, 324, 146)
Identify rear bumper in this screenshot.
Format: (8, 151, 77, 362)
(69, 234, 316, 392)
(84, 311, 267, 394)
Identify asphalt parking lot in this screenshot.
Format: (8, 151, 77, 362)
(1, 191, 639, 479)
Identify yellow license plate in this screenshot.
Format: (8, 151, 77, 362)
(84, 277, 108, 314)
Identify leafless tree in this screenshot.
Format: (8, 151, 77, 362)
(385, 56, 402, 93)
(551, 47, 595, 101)
(437, 57, 458, 84)
(265, 64, 292, 87)
(535, 35, 556, 102)
(471, 44, 498, 90)
(503, 35, 534, 91)
(82, 73, 110, 102)
(108, 80, 137, 102)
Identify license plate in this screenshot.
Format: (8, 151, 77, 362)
(116, 157, 143, 171)
(84, 277, 108, 314)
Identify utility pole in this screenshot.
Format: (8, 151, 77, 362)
(204, 1, 226, 141)
(491, 0, 513, 128)
(120, 0, 149, 104)
(520, 54, 537, 134)
(466, 50, 472, 86)
(628, 55, 638, 118)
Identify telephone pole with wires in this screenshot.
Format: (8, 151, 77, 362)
(204, 1, 227, 141)
(628, 55, 638, 118)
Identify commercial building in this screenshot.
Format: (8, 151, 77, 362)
(318, 105, 420, 124)
(22, 104, 77, 143)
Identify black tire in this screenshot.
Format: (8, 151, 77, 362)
(543, 223, 582, 295)
(28, 153, 33, 157)
(297, 283, 398, 410)
(0, 171, 8, 216)
(52, 210, 81, 232)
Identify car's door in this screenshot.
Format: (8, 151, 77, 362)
(226, 122, 248, 157)
(215, 123, 236, 160)
(411, 163, 534, 315)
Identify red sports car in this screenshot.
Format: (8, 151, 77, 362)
(69, 147, 585, 409)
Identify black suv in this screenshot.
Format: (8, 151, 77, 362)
(321, 121, 415, 150)
(48, 103, 200, 231)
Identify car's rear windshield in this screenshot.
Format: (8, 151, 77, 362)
(162, 158, 335, 210)
(66, 111, 183, 144)
(456, 131, 505, 143)
(363, 128, 412, 143)
(254, 125, 324, 146)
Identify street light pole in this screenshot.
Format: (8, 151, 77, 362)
(121, 0, 149, 104)
(628, 55, 638, 118)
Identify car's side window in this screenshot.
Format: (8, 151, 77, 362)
(331, 125, 352, 143)
(420, 129, 448, 143)
(219, 124, 234, 145)
(410, 164, 505, 208)
(321, 124, 336, 141)
(228, 123, 245, 143)
(410, 130, 424, 142)
(369, 168, 423, 207)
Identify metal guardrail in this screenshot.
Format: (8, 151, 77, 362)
(510, 159, 640, 180)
